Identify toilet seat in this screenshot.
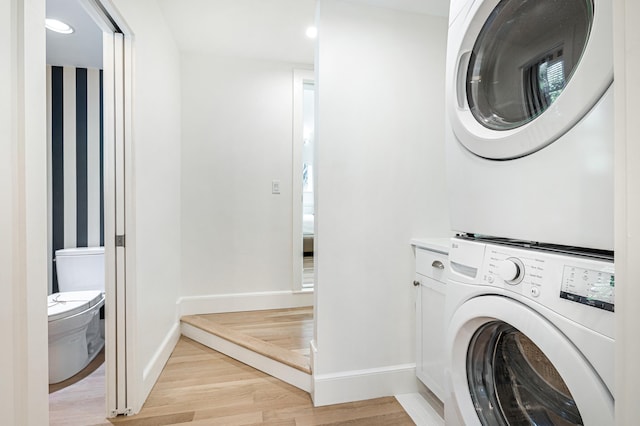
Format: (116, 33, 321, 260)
(48, 290, 105, 384)
(48, 290, 103, 321)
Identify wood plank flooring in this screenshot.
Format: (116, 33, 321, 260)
(111, 337, 414, 425)
(303, 255, 314, 288)
(57, 336, 414, 425)
(50, 307, 415, 425)
(182, 307, 313, 374)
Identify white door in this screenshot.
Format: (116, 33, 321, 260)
(447, 0, 612, 159)
(447, 296, 613, 425)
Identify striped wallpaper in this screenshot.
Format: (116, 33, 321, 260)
(46, 65, 104, 293)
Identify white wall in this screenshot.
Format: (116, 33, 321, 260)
(179, 53, 313, 311)
(313, 0, 450, 405)
(111, 0, 182, 408)
(614, 0, 640, 422)
(1, 0, 49, 424)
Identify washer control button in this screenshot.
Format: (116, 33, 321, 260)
(487, 275, 495, 284)
(531, 287, 540, 297)
(498, 257, 525, 285)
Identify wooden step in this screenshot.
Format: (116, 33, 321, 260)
(180, 307, 313, 393)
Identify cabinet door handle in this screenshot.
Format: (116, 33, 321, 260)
(413, 280, 420, 287)
(432, 260, 445, 270)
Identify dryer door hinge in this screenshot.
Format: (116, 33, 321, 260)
(115, 234, 126, 247)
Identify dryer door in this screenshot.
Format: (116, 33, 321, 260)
(448, 0, 612, 159)
(447, 296, 613, 426)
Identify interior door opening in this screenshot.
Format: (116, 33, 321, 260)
(293, 69, 315, 292)
(46, 0, 132, 420)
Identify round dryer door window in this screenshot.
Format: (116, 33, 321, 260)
(467, 0, 592, 131)
(448, 0, 613, 159)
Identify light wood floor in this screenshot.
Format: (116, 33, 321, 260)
(51, 337, 414, 425)
(182, 306, 313, 374)
(50, 307, 415, 425)
(303, 255, 314, 288)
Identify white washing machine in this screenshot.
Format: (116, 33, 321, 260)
(444, 237, 614, 425)
(445, 0, 614, 251)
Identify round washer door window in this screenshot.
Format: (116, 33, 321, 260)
(467, 0, 592, 131)
(467, 321, 582, 425)
(448, 0, 612, 159)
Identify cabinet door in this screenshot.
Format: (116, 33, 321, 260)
(416, 272, 446, 401)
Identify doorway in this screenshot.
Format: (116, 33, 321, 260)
(45, 0, 132, 419)
(293, 69, 315, 292)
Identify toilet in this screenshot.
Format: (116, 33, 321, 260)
(48, 246, 105, 384)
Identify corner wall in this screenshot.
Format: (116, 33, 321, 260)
(313, 0, 450, 405)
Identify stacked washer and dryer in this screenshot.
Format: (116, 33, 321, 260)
(443, 0, 615, 424)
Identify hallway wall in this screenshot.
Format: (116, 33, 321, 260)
(179, 53, 313, 312)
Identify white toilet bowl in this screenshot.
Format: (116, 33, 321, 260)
(48, 246, 105, 384)
(48, 290, 105, 384)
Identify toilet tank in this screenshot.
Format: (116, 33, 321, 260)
(55, 247, 105, 292)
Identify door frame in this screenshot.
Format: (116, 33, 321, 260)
(292, 69, 315, 292)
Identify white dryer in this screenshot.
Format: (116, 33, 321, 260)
(445, 0, 614, 251)
(444, 237, 614, 425)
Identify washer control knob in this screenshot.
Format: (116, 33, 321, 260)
(497, 257, 525, 285)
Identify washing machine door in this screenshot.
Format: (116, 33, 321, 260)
(448, 296, 613, 426)
(448, 0, 612, 159)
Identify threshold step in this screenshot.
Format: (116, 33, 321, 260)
(181, 314, 311, 374)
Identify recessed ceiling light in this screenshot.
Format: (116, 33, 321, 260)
(46, 18, 74, 34)
(306, 26, 318, 39)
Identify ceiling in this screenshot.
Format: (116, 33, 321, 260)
(157, 0, 318, 64)
(46, 0, 103, 69)
(46, 0, 449, 69)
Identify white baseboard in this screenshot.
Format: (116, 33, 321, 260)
(140, 322, 181, 408)
(181, 322, 311, 392)
(396, 392, 444, 426)
(312, 363, 419, 407)
(309, 340, 318, 398)
(177, 290, 314, 316)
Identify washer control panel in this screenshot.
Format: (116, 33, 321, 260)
(560, 266, 615, 312)
(482, 245, 615, 313)
(484, 248, 547, 295)
(449, 238, 615, 338)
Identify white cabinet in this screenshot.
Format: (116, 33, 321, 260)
(414, 244, 448, 402)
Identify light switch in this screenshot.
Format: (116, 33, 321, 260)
(272, 180, 281, 194)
